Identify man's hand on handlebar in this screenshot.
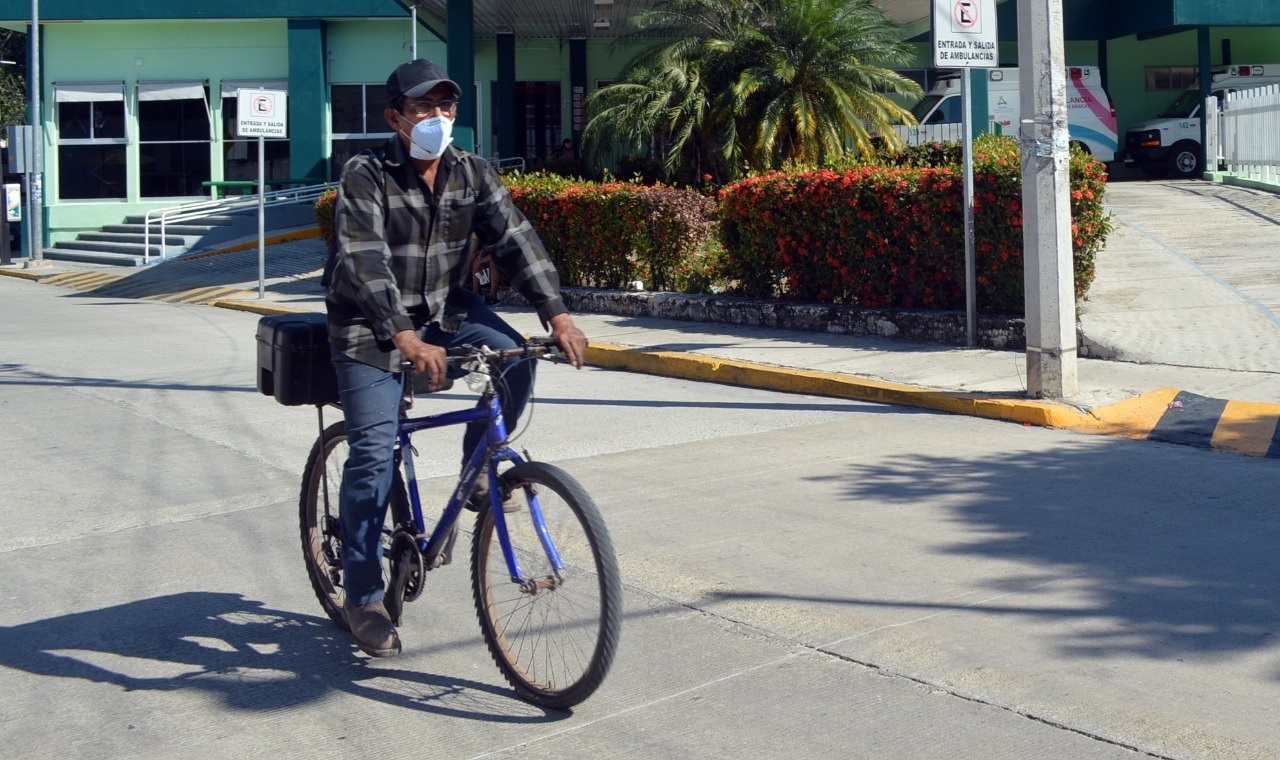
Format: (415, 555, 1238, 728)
(548, 313, 588, 369)
(393, 329, 449, 391)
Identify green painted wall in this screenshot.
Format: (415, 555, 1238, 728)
(42, 20, 288, 238)
(327, 19, 431, 86)
(1105, 27, 1280, 136)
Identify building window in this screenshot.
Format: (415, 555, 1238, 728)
(330, 83, 393, 177)
(55, 82, 127, 200)
(221, 80, 291, 186)
(137, 81, 212, 198)
(1145, 66, 1198, 91)
(517, 81, 562, 160)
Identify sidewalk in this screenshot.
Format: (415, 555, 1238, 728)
(5, 179, 1280, 458)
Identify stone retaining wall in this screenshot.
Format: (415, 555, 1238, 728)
(500, 287, 1029, 350)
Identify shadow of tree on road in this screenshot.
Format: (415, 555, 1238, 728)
(831, 439, 1280, 662)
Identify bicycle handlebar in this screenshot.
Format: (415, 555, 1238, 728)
(446, 335, 566, 364)
(398, 335, 574, 379)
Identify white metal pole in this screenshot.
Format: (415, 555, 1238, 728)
(28, 0, 42, 263)
(1017, 0, 1078, 398)
(961, 68, 977, 347)
(257, 133, 265, 299)
(411, 7, 418, 59)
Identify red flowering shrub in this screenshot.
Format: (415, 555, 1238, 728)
(315, 187, 338, 252)
(718, 135, 1111, 314)
(506, 174, 715, 291)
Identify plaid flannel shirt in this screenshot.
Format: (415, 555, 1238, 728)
(325, 137, 568, 371)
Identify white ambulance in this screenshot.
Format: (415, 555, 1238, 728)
(1122, 64, 1280, 178)
(896, 66, 1119, 162)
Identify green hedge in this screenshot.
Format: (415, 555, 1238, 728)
(718, 135, 1111, 313)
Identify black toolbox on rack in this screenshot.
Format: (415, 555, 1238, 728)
(256, 312, 340, 406)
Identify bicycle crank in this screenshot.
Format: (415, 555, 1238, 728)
(386, 530, 425, 626)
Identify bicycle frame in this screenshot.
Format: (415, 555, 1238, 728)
(392, 374, 566, 585)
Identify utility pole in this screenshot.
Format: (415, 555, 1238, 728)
(28, 0, 43, 263)
(1017, 0, 1077, 398)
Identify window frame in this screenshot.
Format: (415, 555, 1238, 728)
(220, 79, 292, 184)
(1145, 65, 1199, 92)
(329, 82, 394, 177)
(54, 81, 128, 201)
(136, 80, 214, 198)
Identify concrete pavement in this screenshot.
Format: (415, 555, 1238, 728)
(5, 178, 1280, 458)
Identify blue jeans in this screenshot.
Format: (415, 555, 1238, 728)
(331, 298, 534, 606)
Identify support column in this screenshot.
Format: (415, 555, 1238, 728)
(1198, 25, 1212, 169)
(1017, 0, 1078, 398)
(496, 33, 516, 160)
(447, 0, 476, 152)
(1098, 37, 1109, 92)
(969, 69, 988, 139)
(569, 38, 587, 149)
(288, 20, 327, 180)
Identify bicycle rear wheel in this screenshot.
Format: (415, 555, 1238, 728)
(470, 461, 622, 709)
(300, 420, 350, 629)
(300, 419, 414, 630)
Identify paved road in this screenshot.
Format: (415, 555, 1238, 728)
(3, 279, 1279, 759)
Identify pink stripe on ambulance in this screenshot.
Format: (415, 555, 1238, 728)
(1070, 67, 1118, 132)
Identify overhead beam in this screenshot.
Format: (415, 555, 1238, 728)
(393, 0, 446, 42)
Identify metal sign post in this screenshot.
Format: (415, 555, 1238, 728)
(933, 0, 998, 347)
(235, 88, 288, 298)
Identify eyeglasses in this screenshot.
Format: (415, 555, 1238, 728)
(403, 98, 458, 116)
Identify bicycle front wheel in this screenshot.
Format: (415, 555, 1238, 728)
(471, 461, 622, 709)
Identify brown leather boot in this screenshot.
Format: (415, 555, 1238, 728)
(344, 598, 401, 657)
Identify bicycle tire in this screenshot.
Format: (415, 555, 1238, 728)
(470, 461, 622, 709)
(299, 420, 350, 630)
(299, 420, 416, 630)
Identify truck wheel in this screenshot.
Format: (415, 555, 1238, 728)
(1168, 142, 1203, 179)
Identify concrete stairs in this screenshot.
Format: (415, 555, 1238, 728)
(45, 215, 241, 267)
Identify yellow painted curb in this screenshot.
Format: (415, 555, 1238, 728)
(184, 227, 321, 260)
(1071, 388, 1181, 439)
(0, 267, 47, 282)
(208, 299, 309, 316)
(583, 342, 1089, 428)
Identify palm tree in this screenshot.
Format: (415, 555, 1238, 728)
(583, 0, 922, 181)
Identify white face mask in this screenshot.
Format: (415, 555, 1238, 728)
(399, 114, 453, 160)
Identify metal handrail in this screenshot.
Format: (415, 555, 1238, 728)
(492, 156, 527, 173)
(142, 182, 330, 264)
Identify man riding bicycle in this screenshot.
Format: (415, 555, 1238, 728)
(325, 58, 587, 658)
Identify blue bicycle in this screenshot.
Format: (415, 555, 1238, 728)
(298, 336, 622, 708)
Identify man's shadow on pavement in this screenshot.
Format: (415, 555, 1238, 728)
(0, 592, 568, 721)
